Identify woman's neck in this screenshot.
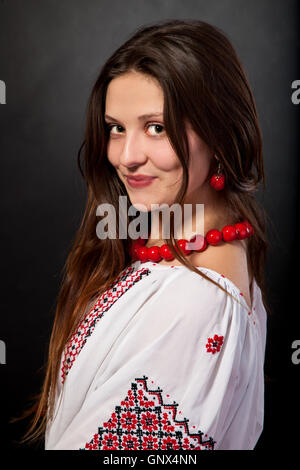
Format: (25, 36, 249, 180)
(146, 185, 230, 246)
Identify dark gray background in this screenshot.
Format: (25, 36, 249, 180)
(0, 0, 299, 452)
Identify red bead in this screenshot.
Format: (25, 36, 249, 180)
(234, 223, 248, 240)
(131, 236, 149, 260)
(206, 229, 222, 245)
(159, 244, 174, 261)
(242, 220, 254, 237)
(189, 234, 207, 252)
(177, 239, 191, 255)
(210, 174, 225, 191)
(148, 246, 162, 262)
(222, 225, 237, 242)
(136, 245, 149, 262)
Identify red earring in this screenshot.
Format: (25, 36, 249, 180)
(210, 161, 225, 191)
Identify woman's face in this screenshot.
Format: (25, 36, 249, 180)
(105, 70, 213, 212)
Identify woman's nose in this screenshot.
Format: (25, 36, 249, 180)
(119, 132, 148, 169)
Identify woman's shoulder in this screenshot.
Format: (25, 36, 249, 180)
(131, 252, 251, 326)
(189, 238, 252, 310)
(138, 236, 252, 311)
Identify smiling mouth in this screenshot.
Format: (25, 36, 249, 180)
(125, 176, 157, 188)
(125, 175, 156, 181)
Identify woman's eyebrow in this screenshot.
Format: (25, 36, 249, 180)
(104, 112, 163, 121)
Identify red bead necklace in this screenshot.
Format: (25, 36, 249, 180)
(130, 220, 254, 263)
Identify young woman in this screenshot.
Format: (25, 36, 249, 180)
(21, 19, 270, 450)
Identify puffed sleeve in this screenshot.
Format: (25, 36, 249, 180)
(46, 267, 262, 450)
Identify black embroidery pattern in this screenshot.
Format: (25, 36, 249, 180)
(80, 375, 215, 450)
(61, 266, 151, 383)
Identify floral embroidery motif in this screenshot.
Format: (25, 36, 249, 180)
(61, 266, 151, 384)
(206, 334, 224, 354)
(80, 376, 215, 451)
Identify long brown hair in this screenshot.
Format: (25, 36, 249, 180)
(14, 18, 273, 446)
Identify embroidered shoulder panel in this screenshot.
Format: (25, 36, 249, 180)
(80, 375, 215, 451)
(61, 266, 151, 384)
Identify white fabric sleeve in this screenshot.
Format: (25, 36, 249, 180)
(47, 269, 259, 450)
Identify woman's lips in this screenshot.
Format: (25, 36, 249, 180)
(126, 176, 157, 188)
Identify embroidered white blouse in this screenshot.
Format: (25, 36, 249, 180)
(45, 259, 267, 451)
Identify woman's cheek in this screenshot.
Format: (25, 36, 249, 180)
(150, 145, 182, 172)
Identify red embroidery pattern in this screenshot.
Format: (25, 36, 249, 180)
(61, 266, 151, 384)
(80, 376, 215, 450)
(206, 334, 224, 354)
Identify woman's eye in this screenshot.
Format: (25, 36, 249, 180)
(147, 124, 165, 136)
(107, 124, 123, 135)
